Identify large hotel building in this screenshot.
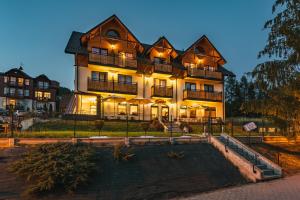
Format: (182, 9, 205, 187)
(65, 15, 234, 123)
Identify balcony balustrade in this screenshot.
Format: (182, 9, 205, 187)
(183, 89, 222, 102)
(87, 78, 137, 95)
(89, 54, 137, 68)
(187, 66, 222, 80)
(151, 86, 173, 98)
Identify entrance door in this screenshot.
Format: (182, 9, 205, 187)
(151, 105, 159, 120)
(161, 106, 169, 122)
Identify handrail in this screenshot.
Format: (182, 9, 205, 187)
(221, 133, 282, 172)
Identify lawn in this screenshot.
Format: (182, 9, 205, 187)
(0, 144, 247, 200)
(251, 143, 300, 176)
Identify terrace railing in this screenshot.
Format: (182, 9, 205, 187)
(183, 89, 222, 101)
(187, 67, 222, 80)
(89, 54, 137, 68)
(87, 78, 138, 95)
(151, 86, 173, 98)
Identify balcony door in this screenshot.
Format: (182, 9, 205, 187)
(185, 82, 196, 91)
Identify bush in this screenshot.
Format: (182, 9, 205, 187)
(179, 122, 193, 133)
(113, 144, 135, 162)
(140, 122, 151, 136)
(167, 151, 185, 159)
(9, 143, 97, 196)
(151, 119, 164, 131)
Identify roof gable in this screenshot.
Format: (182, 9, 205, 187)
(183, 35, 226, 65)
(146, 36, 178, 58)
(81, 15, 144, 52)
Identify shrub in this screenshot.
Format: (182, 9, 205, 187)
(151, 119, 164, 131)
(9, 143, 96, 196)
(113, 144, 135, 162)
(179, 122, 193, 133)
(140, 122, 151, 136)
(167, 151, 185, 159)
(95, 120, 104, 136)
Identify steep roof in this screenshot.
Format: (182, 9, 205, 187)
(65, 31, 88, 55)
(183, 35, 227, 64)
(4, 67, 32, 79)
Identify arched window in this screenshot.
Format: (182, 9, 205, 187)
(197, 47, 205, 54)
(106, 29, 120, 38)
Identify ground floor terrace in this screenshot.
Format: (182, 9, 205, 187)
(0, 97, 56, 112)
(68, 93, 224, 123)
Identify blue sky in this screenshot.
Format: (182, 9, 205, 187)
(0, 0, 274, 89)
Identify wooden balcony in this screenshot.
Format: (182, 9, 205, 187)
(183, 90, 222, 102)
(151, 86, 173, 98)
(187, 67, 222, 80)
(89, 54, 137, 69)
(87, 79, 137, 95)
(154, 63, 173, 73)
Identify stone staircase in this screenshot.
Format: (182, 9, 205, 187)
(217, 134, 282, 180)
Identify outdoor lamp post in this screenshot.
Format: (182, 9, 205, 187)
(9, 104, 14, 138)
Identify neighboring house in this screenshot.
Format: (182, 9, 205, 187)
(0, 67, 59, 112)
(65, 14, 235, 122)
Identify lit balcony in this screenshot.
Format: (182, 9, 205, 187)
(183, 90, 222, 102)
(151, 86, 173, 98)
(89, 54, 137, 69)
(87, 78, 137, 95)
(154, 63, 173, 73)
(187, 67, 222, 80)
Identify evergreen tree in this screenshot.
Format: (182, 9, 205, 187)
(250, 0, 300, 135)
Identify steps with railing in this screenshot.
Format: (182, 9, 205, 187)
(217, 134, 282, 180)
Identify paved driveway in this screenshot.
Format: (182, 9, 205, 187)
(176, 174, 300, 200)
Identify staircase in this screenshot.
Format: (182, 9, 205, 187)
(65, 94, 77, 114)
(217, 134, 282, 180)
(160, 119, 182, 133)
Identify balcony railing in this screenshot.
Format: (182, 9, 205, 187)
(87, 78, 137, 95)
(187, 67, 222, 80)
(151, 86, 173, 98)
(154, 63, 173, 73)
(183, 90, 222, 101)
(89, 54, 137, 68)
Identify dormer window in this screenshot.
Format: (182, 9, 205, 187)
(106, 29, 120, 38)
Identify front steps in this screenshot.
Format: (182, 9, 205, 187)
(210, 133, 282, 182)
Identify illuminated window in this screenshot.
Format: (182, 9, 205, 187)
(17, 89, 23, 96)
(44, 92, 51, 99)
(25, 79, 30, 85)
(190, 109, 196, 118)
(106, 29, 120, 38)
(130, 104, 138, 116)
(204, 107, 216, 118)
(18, 78, 24, 86)
(35, 91, 43, 98)
(179, 106, 187, 118)
(117, 103, 127, 115)
(24, 90, 29, 97)
(3, 76, 8, 83)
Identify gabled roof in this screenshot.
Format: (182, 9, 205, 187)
(183, 35, 227, 64)
(35, 74, 50, 81)
(4, 67, 32, 79)
(81, 14, 143, 52)
(145, 36, 178, 57)
(65, 31, 88, 55)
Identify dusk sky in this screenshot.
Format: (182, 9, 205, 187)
(0, 0, 274, 89)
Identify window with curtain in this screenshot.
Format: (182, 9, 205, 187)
(185, 82, 196, 91)
(117, 103, 127, 115)
(130, 104, 138, 116)
(118, 74, 132, 84)
(204, 84, 214, 92)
